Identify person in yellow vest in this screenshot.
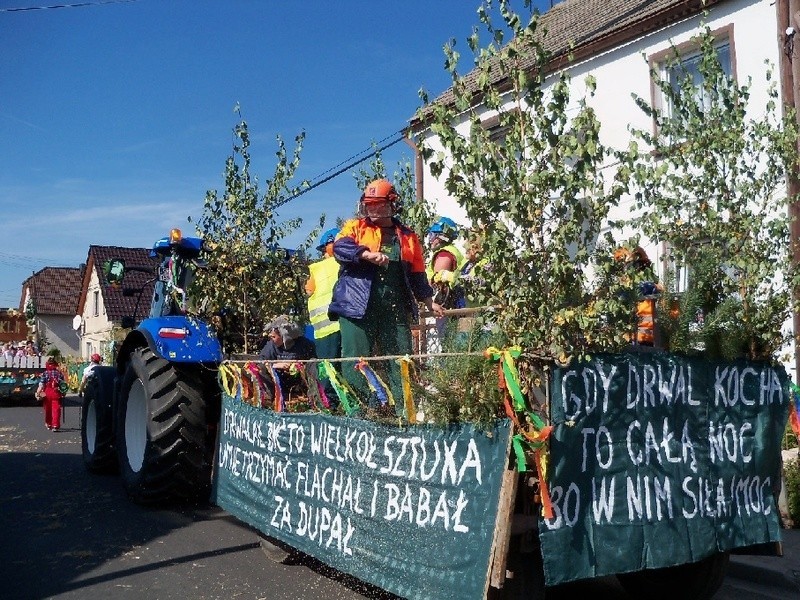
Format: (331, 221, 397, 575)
(305, 228, 341, 407)
(426, 216, 465, 308)
(613, 246, 662, 347)
(305, 227, 342, 364)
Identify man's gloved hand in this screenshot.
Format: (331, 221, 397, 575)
(433, 270, 455, 284)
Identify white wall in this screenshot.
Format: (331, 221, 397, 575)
(39, 315, 80, 357)
(419, 0, 779, 266)
(79, 266, 114, 360)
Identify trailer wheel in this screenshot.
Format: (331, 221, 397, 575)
(81, 366, 117, 473)
(616, 551, 729, 600)
(115, 346, 214, 504)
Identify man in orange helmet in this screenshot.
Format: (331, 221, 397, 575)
(329, 179, 444, 414)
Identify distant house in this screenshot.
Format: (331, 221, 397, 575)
(19, 266, 84, 357)
(75, 245, 158, 361)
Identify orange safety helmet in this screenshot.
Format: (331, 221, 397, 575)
(613, 246, 651, 269)
(359, 178, 402, 217)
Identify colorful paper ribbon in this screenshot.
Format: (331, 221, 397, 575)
(319, 360, 358, 416)
(304, 364, 330, 411)
(267, 364, 285, 412)
(244, 361, 272, 408)
(217, 362, 241, 399)
(485, 345, 553, 519)
(355, 359, 394, 407)
(396, 355, 416, 424)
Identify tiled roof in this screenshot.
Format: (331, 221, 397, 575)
(20, 267, 84, 315)
(78, 246, 160, 322)
(412, 0, 715, 125)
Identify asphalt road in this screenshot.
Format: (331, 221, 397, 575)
(0, 395, 393, 600)
(0, 395, 795, 600)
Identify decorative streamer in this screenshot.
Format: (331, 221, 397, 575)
(217, 362, 241, 399)
(244, 362, 270, 408)
(485, 346, 553, 519)
(790, 383, 800, 438)
(240, 364, 255, 404)
(484, 346, 526, 411)
(396, 355, 416, 423)
(319, 360, 358, 415)
(288, 361, 317, 411)
(267, 364, 285, 412)
(305, 364, 331, 410)
(355, 359, 394, 406)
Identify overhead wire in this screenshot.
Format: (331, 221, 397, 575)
(0, 0, 137, 12)
(306, 129, 404, 185)
(275, 130, 407, 209)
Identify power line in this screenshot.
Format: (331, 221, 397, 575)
(276, 132, 406, 209)
(306, 129, 405, 185)
(0, 0, 137, 12)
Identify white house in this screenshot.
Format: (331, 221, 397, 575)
(409, 0, 799, 373)
(19, 266, 83, 357)
(75, 245, 157, 362)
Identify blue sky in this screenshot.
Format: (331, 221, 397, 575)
(0, 0, 555, 308)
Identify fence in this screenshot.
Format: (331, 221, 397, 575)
(0, 356, 46, 369)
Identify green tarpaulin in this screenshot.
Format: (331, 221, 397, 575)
(541, 353, 789, 586)
(213, 400, 513, 600)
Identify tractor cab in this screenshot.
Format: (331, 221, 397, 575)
(103, 229, 207, 322)
(148, 229, 206, 318)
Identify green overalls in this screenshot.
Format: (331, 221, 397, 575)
(339, 228, 412, 414)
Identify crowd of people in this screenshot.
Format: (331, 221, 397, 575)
(1, 340, 41, 361)
(259, 178, 492, 415)
(257, 177, 662, 416)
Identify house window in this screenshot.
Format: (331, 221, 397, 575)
(480, 110, 523, 175)
(649, 25, 736, 127)
(665, 41, 731, 111)
(85, 342, 92, 359)
(93, 290, 100, 317)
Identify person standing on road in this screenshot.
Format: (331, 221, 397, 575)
(328, 178, 444, 413)
(77, 353, 102, 398)
(36, 357, 66, 432)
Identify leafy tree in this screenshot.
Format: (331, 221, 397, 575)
(622, 26, 800, 361)
(416, 0, 625, 363)
(189, 116, 320, 354)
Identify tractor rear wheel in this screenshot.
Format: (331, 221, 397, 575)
(115, 347, 214, 504)
(81, 366, 117, 473)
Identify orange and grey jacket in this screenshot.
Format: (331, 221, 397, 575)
(328, 218, 433, 321)
(636, 298, 655, 345)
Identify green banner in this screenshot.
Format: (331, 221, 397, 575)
(213, 398, 513, 600)
(541, 353, 790, 586)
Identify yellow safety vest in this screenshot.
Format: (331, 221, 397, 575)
(307, 256, 340, 340)
(426, 243, 465, 281)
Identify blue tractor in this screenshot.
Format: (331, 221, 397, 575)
(81, 229, 223, 503)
